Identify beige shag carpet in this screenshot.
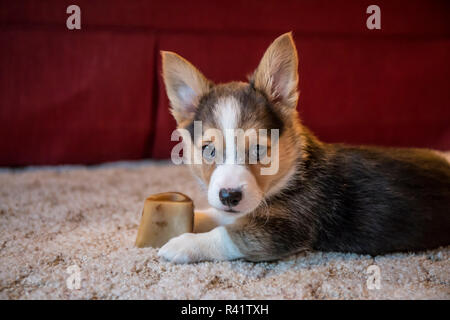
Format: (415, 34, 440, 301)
(0, 159, 449, 300)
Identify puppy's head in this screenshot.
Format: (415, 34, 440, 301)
(161, 32, 301, 217)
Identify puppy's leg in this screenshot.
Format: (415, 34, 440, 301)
(158, 210, 311, 263)
(158, 226, 244, 263)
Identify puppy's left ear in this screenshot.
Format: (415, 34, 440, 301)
(251, 32, 299, 110)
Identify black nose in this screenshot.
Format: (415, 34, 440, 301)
(219, 188, 242, 207)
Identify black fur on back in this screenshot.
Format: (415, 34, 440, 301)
(268, 131, 450, 256)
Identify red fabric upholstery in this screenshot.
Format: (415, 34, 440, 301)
(0, 29, 156, 165)
(1, 0, 449, 165)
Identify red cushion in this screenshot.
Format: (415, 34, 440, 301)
(1, 0, 448, 35)
(0, 29, 156, 165)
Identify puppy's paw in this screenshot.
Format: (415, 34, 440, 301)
(158, 233, 202, 264)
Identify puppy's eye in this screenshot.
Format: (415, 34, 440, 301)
(251, 144, 267, 162)
(202, 144, 216, 161)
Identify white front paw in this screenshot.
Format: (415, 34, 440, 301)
(158, 233, 201, 264)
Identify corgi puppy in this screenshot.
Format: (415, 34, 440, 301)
(158, 32, 450, 263)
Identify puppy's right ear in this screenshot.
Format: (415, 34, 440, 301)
(161, 51, 212, 126)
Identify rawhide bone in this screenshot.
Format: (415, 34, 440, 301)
(135, 192, 194, 248)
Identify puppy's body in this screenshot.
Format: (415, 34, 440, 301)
(308, 143, 450, 255)
(158, 33, 450, 263)
(232, 135, 450, 261)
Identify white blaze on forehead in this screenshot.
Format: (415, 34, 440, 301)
(215, 96, 240, 130)
(214, 96, 241, 165)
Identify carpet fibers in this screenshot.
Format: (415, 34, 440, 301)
(0, 160, 449, 299)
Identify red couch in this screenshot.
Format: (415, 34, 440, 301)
(1, 0, 449, 166)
